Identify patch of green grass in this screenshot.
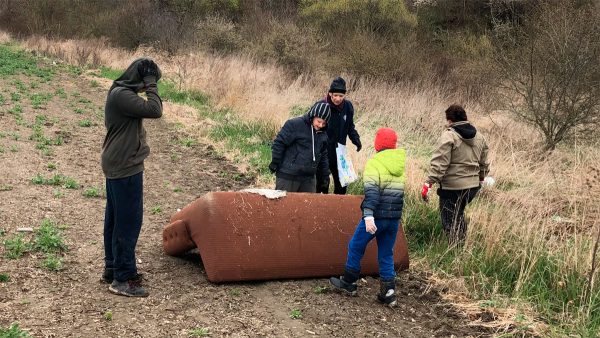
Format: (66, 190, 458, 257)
(289, 309, 302, 319)
(8, 104, 22, 115)
(41, 253, 63, 271)
(173, 186, 182, 193)
(99, 66, 122, 80)
(289, 104, 309, 117)
(0, 273, 9, 282)
(55, 88, 67, 99)
(47, 162, 57, 170)
(10, 132, 20, 141)
(0, 93, 4, 105)
(73, 107, 84, 114)
(0, 323, 33, 338)
(158, 80, 209, 106)
(29, 92, 53, 109)
(90, 80, 99, 88)
(83, 187, 101, 198)
(0, 132, 5, 138)
(0, 146, 4, 154)
(78, 119, 93, 127)
(63, 177, 79, 189)
(179, 137, 197, 147)
(52, 188, 64, 198)
(34, 218, 67, 253)
(151, 206, 163, 215)
(103, 310, 113, 321)
(314, 286, 329, 294)
(3, 233, 32, 259)
(0, 45, 55, 80)
(31, 174, 45, 185)
(0, 228, 5, 236)
(188, 327, 210, 337)
(0, 184, 10, 191)
(208, 115, 273, 175)
(12, 79, 26, 92)
(10, 92, 20, 102)
(10, 144, 18, 152)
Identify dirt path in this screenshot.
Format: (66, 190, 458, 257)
(0, 53, 492, 337)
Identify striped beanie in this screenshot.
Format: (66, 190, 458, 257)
(308, 102, 331, 123)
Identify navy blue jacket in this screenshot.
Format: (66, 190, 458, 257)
(271, 114, 329, 179)
(317, 96, 361, 154)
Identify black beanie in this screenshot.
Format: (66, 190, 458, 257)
(308, 102, 331, 123)
(329, 76, 347, 94)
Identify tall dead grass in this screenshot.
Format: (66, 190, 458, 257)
(12, 32, 600, 330)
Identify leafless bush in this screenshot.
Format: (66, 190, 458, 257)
(492, 1, 600, 152)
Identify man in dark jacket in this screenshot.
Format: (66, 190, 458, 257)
(315, 76, 361, 194)
(270, 102, 331, 192)
(101, 58, 162, 297)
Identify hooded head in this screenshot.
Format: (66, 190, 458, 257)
(110, 58, 162, 93)
(329, 76, 347, 94)
(374, 128, 397, 152)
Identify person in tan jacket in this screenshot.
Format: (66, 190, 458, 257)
(421, 104, 490, 243)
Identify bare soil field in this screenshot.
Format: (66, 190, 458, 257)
(0, 49, 494, 337)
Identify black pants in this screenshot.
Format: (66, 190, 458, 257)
(316, 151, 347, 195)
(276, 176, 316, 193)
(104, 172, 144, 282)
(438, 186, 480, 243)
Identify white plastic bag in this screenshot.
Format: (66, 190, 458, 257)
(336, 143, 358, 187)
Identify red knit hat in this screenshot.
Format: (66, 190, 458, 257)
(374, 128, 397, 152)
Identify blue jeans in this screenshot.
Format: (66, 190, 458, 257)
(104, 172, 143, 282)
(345, 218, 399, 281)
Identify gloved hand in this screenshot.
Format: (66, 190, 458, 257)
(481, 176, 495, 188)
(421, 183, 432, 203)
(318, 176, 330, 194)
(364, 216, 377, 234)
(268, 161, 278, 174)
(138, 59, 159, 79)
(355, 141, 362, 152)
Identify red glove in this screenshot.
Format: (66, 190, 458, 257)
(421, 183, 432, 202)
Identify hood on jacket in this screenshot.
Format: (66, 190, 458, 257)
(372, 148, 406, 177)
(109, 58, 162, 93)
(450, 121, 477, 144)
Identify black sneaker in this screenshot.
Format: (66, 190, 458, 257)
(329, 276, 358, 296)
(109, 278, 149, 297)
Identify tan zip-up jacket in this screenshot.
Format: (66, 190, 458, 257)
(426, 121, 490, 190)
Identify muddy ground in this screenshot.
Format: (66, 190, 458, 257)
(0, 54, 496, 337)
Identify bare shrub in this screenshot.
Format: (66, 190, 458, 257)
(492, 1, 600, 152)
(252, 20, 321, 76)
(196, 15, 244, 55)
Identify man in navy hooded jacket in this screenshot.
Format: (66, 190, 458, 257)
(315, 77, 361, 195)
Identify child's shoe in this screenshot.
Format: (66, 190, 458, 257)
(377, 279, 397, 307)
(329, 268, 359, 296)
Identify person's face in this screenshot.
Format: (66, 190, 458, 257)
(329, 92, 345, 105)
(312, 117, 327, 131)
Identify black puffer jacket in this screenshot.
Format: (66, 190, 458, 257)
(271, 114, 329, 179)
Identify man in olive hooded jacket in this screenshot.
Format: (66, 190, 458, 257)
(421, 104, 490, 243)
(101, 58, 162, 297)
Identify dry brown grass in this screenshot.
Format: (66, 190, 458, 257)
(10, 32, 600, 332)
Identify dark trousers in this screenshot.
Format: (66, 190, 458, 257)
(438, 186, 480, 243)
(345, 218, 399, 281)
(104, 172, 144, 282)
(317, 150, 347, 195)
(276, 176, 316, 193)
